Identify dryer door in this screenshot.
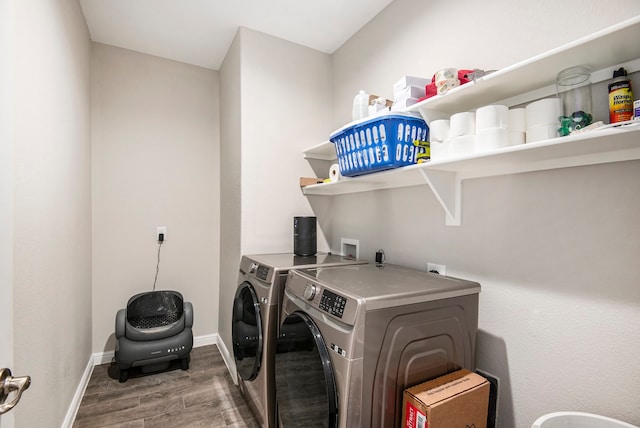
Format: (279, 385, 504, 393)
(232, 281, 263, 381)
(275, 311, 338, 428)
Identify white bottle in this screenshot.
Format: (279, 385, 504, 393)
(352, 90, 369, 121)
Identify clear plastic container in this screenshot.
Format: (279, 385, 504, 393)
(556, 65, 593, 136)
(352, 90, 369, 121)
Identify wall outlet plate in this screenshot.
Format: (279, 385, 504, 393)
(427, 262, 446, 275)
(341, 238, 359, 259)
(157, 226, 166, 241)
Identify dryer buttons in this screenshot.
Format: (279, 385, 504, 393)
(330, 343, 347, 357)
(256, 264, 269, 281)
(319, 290, 347, 318)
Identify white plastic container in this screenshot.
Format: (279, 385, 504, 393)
(474, 104, 509, 153)
(449, 135, 476, 157)
(509, 108, 526, 132)
(450, 112, 476, 137)
(430, 140, 451, 161)
(509, 130, 526, 146)
(476, 128, 509, 151)
(352, 90, 369, 121)
(476, 105, 509, 131)
(527, 124, 558, 143)
(532, 411, 638, 428)
(429, 119, 451, 161)
(525, 99, 561, 143)
(525, 98, 561, 128)
(429, 119, 450, 142)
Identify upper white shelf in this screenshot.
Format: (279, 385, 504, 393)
(406, 15, 640, 121)
(301, 16, 640, 225)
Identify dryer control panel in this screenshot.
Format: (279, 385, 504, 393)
(243, 258, 273, 283)
(286, 270, 360, 326)
(319, 289, 347, 318)
(255, 264, 270, 281)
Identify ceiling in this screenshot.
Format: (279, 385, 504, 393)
(79, 0, 394, 70)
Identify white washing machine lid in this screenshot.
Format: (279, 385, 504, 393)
(293, 264, 481, 310)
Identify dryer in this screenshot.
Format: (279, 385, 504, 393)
(274, 263, 481, 428)
(232, 253, 366, 428)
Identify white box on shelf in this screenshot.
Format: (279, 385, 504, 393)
(393, 76, 430, 95)
(394, 85, 426, 100)
(392, 97, 420, 111)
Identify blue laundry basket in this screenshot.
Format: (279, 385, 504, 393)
(329, 112, 429, 177)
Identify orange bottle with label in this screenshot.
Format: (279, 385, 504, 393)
(609, 67, 634, 123)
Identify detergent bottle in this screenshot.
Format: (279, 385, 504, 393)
(608, 67, 634, 123)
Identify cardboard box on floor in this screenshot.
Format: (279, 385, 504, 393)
(402, 369, 489, 428)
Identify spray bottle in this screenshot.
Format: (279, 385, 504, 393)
(608, 67, 634, 123)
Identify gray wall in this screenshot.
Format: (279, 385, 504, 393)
(218, 30, 243, 371)
(91, 44, 221, 352)
(217, 27, 333, 374)
(237, 28, 333, 254)
(0, 0, 15, 423)
(8, 0, 92, 425)
(328, 1, 640, 426)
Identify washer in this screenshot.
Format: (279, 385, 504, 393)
(232, 253, 367, 428)
(275, 263, 481, 428)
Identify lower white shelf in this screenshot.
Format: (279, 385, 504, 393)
(303, 140, 336, 161)
(302, 123, 640, 226)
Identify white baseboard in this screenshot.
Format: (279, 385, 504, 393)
(94, 350, 115, 366)
(91, 333, 219, 366)
(216, 336, 237, 384)
(61, 354, 96, 428)
(194, 333, 218, 348)
(62, 333, 221, 428)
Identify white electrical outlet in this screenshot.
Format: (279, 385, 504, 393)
(157, 226, 167, 242)
(427, 263, 446, 275)
(341, 238, 360, 259)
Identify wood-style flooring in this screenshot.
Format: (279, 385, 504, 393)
(73, 345, 260, 427)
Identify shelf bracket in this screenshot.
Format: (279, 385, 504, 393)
(414, 108, 449, 126)
(418, 168, 462, 226)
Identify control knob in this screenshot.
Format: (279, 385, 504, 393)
(249, 262, 258, 274)
(303, 283, 317, 301)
